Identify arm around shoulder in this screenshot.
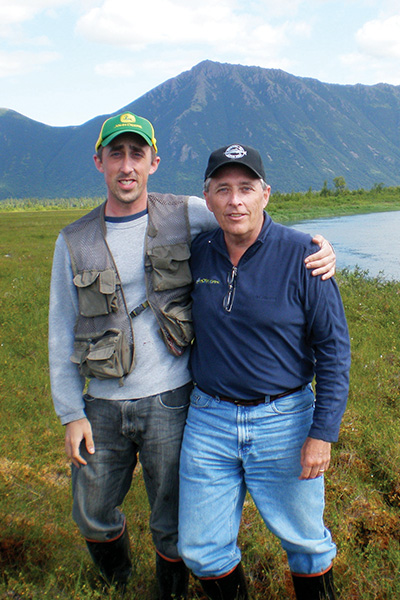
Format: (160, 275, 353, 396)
(187, 195, 217, 239)
(305, 234, 336, 279)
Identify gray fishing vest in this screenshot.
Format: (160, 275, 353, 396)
(61, 193, 193, 383)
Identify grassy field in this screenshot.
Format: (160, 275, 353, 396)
(1, 202, 400, 599)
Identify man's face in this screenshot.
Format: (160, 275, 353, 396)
(94, 133, 160, 215)
(204, 164, 270, 244)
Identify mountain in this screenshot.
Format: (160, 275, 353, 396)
(1, 60, 400, 200)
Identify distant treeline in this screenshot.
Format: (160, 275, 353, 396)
(0, 197, 104, 211)
(272, 180, 400, 202)
(1, 182, 400, 221)
(268, 182, 400, 222)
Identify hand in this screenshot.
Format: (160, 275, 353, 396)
(65, 418, 95, 468)
(304, 234, 336, 280)
(299, 437, 331, 480)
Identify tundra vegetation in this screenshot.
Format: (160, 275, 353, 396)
(1, 183, 400, 599)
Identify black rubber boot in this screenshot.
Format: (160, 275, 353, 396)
(292, 566, 336, 600)
(86, 526, 132, 590)
(199, 562, 249, 600)
(155, 553, 189, 600)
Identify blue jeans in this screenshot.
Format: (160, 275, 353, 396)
(71, 382, 191, 559)
(178, 386, 336, 577)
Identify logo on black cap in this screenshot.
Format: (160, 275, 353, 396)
(224, 145, 248, 159)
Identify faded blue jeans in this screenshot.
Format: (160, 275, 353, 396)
(71, 382, 191, 559)
(178, 385, 336, 577)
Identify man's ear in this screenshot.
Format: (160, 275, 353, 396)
(93, 154, 104, 174)
(149, 156, 161, 175)
(203, 192, 214, 213)
(263, 185, 271, 209)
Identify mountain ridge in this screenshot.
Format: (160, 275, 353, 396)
(1, 60, 399, 199)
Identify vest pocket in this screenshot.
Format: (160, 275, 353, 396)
(71, 329, 131, 380)
(73, 269, 118, 317)
(159, 296, 194, 346)
(146, 243, 192, 291)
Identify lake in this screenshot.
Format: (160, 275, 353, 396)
(290, 210, 400, 281)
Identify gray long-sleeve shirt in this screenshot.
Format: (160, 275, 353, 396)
(48, 196, 216, 425)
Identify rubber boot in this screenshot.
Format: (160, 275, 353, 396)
(292, 566, 336, 600)
(199, 562, 249, 600)
(86, 526, 132, 590)
(156, 553, 189, 600)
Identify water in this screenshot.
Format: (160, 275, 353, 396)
(290, 210, 400, 281)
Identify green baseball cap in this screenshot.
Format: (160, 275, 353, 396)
(95, 112, 157, 153)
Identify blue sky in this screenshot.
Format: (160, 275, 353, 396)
(1, 0, 399, 127)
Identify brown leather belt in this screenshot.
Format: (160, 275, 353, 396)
(218, 385, 304, 406)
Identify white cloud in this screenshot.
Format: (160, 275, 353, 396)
(340, 50, 400, 85)
(356, 14, 400, 59)
(0, 0, 76, 24)
(76, 0, 238, 48)
(239, 0, 304, 19)
(291, 20, 312, 37)
(75, 0, 313, 71)
(334, 11, 400, 85)
(377, 0, 400, 17)
(0, 49, 58, 77)
(0, 4, 32, 25)
(95, 60, 134, 77)
(0, 0, 85, 39)
(29, 35, 52, 46)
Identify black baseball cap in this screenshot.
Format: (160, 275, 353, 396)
(204, 144, 266, 181)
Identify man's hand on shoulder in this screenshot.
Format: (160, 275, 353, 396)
(305, 234, 336, 280)
(65, 417, 95, 468)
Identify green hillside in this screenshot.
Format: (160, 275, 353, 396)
(1, 60, 400, 200)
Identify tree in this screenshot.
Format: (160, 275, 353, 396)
(333, 176, 347, 193)
(320, 180, 330, 197)
(372, 182, 385, 193)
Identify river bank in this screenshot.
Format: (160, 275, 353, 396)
(268, 186, 400, 224)
(290, 210, 400, 280)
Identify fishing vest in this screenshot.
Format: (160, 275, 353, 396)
(61, 193, 193, 383)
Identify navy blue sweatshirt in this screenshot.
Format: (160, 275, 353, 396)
(189, 214, 351, 442)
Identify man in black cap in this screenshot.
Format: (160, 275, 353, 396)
(178, 145, 351, 600)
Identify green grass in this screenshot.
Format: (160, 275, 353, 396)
(1, 206, 400, 599)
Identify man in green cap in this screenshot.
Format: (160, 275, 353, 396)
(48, 111, 336, 598)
